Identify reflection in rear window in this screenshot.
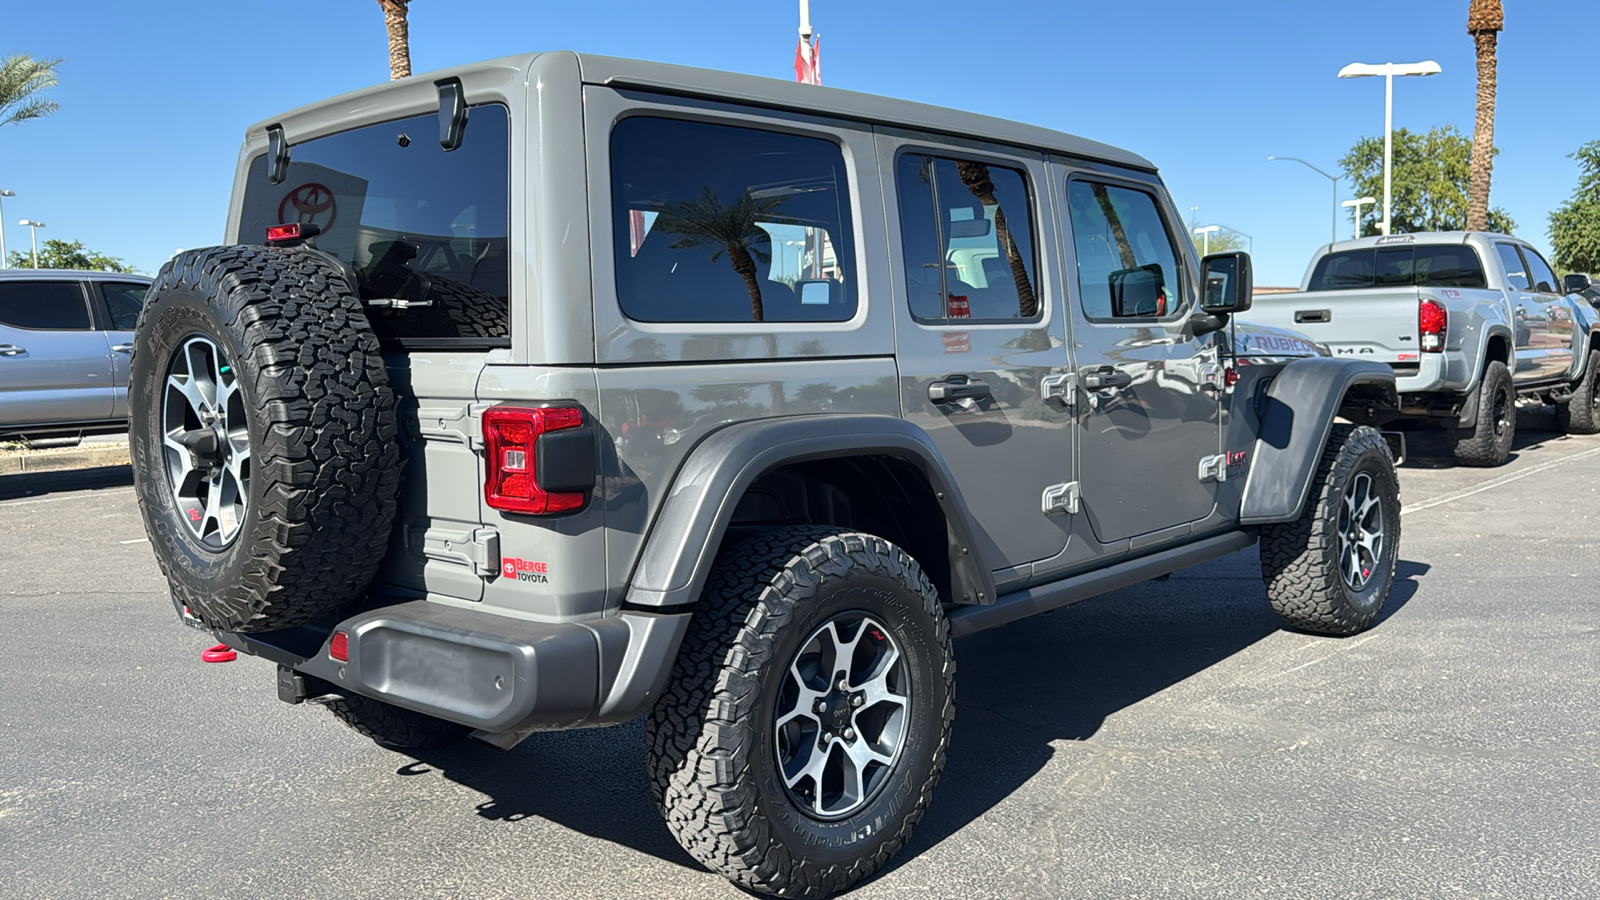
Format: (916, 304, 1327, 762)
(1308, 245, 1486, 291)
(610, 117, 856, 323)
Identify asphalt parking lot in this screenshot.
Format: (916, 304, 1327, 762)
(3, 413, 1598, 899)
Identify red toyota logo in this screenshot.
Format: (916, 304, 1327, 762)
(277, 182, 337, 232)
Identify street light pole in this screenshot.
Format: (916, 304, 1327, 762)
(1193, 225, 1219, 256)
(1268, 156, 1339, 245)
(1341, 197, 1377, 239)
(1338, 60, 1442, 236)
(18, 219, 45, 269)
(0, 191, 12, 268)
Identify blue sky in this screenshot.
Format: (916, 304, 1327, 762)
(3, 0, 1595, 286)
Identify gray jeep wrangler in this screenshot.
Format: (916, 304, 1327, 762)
(130, 52, 1403, 898)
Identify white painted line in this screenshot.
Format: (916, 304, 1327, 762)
(1401, 446, 1600, 516)
(1266, 632, 1384, 681)
(119, 538, 148, 545)
(0, 487, 135, 509)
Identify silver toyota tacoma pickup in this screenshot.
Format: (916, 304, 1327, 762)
(129, 52, 1404, 897)
(1248, 232, 1600, 466)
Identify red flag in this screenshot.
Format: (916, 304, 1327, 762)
(812, 36, 820, 84)
(794, 35, 820, 85)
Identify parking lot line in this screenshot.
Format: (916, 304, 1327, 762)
(1401, 445, 1600, 516)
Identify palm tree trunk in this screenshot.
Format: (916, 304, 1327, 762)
(378, 0, 411, 81)
(728, 245, 766, 322)
(954, 161, 1036, 316)
(1091, 183, 1139, 270)
(1466, 30, 1496, 232)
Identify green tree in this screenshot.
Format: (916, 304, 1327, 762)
(7, 239, 135, 272)
(0, 53, 62, 128)
(1548, 140, 1600, 274)
(1340, 124, 1515, 236)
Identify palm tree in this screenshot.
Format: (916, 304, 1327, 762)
(1466, 0, 1503, 232)
(0, 54, 63, 128)
(376, 0, 411, 80)
(954, 161, 1037, 317)
(654, 187, 786, 322)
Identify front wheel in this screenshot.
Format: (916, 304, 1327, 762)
(1260, 424, 1400, 636)
(647, 527, 955, 898)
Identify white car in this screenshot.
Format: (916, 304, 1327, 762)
(0, 269, 152, 441)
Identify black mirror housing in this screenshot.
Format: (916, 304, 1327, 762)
(1201, 251, 1253, 314)
(1563, 272, 1593, 295)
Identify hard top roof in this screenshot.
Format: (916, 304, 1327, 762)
(0, 269, 151, 282)
(250, 51, 1157, 173)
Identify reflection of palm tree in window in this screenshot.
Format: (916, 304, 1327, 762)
(1090, 183, 1138, 269)
(955, 161, 1037, 316)
(655, 187, 786, 322)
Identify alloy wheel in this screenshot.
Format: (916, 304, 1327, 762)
(160, 335, 250, 549)
(1338, 471, 1384, 591)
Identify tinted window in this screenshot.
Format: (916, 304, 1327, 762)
(0, 281, 92, 330)
(896, 154, 1038, 321)
(611, 117, 856, 324)
(100, 282, 149, 331)
(1524, 248, 1560, 293)
(238, 105, 511, 343)
(1067, 181, 1181, 319)
(1308, 246, 1488, 291)
(1495, 243, 1531, 291)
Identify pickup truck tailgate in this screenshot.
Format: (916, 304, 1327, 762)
(1246, 287, 1423, 364)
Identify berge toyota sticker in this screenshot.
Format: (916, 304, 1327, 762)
(502, 557, 550, 583)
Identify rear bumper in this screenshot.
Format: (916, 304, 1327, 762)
(219, 599, 690, 733)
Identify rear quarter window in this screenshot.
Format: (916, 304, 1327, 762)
(0, 281, 92, 330)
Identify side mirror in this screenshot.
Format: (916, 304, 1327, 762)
(1563, 273, 1593, 295)
(1108, 263, 1167, 317)
(1201, 251, 1253, 314)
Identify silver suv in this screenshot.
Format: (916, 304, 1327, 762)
(0, 269, 151, 441)
(129, 53, 1403, 898)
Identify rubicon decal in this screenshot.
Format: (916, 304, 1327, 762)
(502, 557, 550, 583)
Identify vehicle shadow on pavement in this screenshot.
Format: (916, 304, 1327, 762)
(402, 549, 1428, 884)
(1399, 406, 1567, 469)
(0, 464, 134, 502)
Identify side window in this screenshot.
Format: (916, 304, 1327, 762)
(610, 117, 856, 324)
(1523, 248, 1560, 294)
(1494, 243, 1532, 291)
(1066, 180, 1182, 320)
(99, 282, 149, 331)
(1413, 246, 1487, 289)
(895, 153, 1039, 321)
(1307, 250, 1376, 291)
(0, 281, 92, 331)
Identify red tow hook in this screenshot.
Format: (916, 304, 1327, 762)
(201, 643, 238, 663)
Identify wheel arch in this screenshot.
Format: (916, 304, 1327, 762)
(622, 414, 998, 611)
(1239, 357, 1396, 525)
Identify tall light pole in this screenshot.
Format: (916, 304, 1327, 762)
(1268, 156, 1339, 245)
(0, 191, 12, 268)
(1338, 60, 1442, 236)
(1193, 225, 1219, 256)
(1341, 196, 1377, 240)
(18, 219, 45, 269)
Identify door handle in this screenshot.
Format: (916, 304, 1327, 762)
(928, 376, 992, 403)
(0, 344, 24, 356)
(111, 343, 134, 353)
(1082, 369, 1133, 390)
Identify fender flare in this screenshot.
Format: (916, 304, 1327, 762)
(1457, 323, 1515, 430)
(622, 414, 998, 610)
(1239, 357, 1396, 525)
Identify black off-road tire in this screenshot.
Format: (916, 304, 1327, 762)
(1260, 424, 1400, 636)
(647, 526, 955, 898)
(1452, 360, 1515, 467)
(324, 694, 471, 750)
(130, 245, 401, 633)
(1556, 350, 1600, 435)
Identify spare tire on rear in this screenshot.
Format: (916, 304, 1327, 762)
(129, 245, 401, 633)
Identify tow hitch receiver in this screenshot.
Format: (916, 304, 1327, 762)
(276, 665, 339, 705)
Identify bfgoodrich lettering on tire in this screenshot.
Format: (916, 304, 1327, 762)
(129, 245, 400, 633)
(1260, 424, 1400, 636)
(647, 526, 955, 898)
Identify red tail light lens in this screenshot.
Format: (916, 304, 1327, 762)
(329, 630, 349, 662)
(1419, 299, 1447, 352)
(482, 406, 588, 514)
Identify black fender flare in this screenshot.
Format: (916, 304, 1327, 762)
(1239, 357, 1396, 525)
(622, 414, 998, 610)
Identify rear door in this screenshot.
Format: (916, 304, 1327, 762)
(94, 279, 151, 419)
(1495, 242, 1569, 381)
(0, 279, 113, 426)
(1519, 245, 1576, 380)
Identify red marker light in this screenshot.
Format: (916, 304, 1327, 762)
(266, 222, 322, 244)
(329, 631, 349, 662)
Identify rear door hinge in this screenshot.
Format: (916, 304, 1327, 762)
(1042, 481, 1080, 515)
(1198, 454, 1228, 483)
(1041, 372, 1076, 409)
(421, 525, 502, 578)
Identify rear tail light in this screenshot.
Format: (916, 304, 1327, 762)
(329, 630, 349, 662)
(1419, 299, 1447, 352)
(481, 406, 594, 514)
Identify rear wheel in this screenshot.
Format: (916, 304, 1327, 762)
(1452, 360, 1515, 467)
(647, 526, 954, 898)
(1556, 350, 1600, 435)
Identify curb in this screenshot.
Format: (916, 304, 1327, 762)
(0, 444, 131, 476)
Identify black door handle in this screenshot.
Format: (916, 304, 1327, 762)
(1083, 369, 1133, 390)
(928, 377, 992, 403)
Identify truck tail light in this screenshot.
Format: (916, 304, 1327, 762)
(481, 406, 593, 515)
(1419, 299, 1447, 352)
